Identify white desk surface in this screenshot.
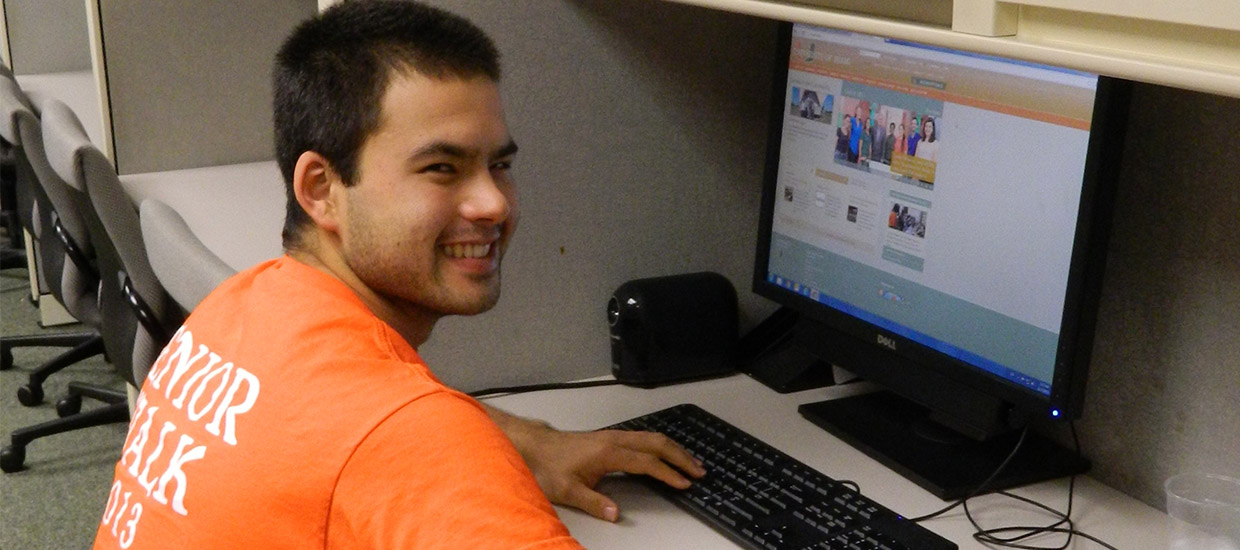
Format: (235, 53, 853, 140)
(484, 374, 1169, 549)
(119, 161, 285, 272)
(15, 70, 105, 149)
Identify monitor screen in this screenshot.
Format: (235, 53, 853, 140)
(752, 22, 1129, 498)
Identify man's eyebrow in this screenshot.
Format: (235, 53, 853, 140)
(410, 141, 470, 159)
(495, 140, 519, 159)
(409, 139, 519, 161)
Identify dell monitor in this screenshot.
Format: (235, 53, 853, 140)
(751, 22, 1130, 499)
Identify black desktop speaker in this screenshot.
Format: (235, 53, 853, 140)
(607, 272, 738, 386)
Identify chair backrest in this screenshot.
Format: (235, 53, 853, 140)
(139, 198, 236, 312)
(1, 76, 32, 146)
(12, 94, 100, 326)
(42, 99, 178, 387)
(1, 76, 41, 240)
(19, 100, 93, 259)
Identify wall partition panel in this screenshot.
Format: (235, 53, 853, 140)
(99, 0, 316, 174)
(4, 0, 91, 74)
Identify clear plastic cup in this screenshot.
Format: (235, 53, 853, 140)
(1166, 473, 1240, 550)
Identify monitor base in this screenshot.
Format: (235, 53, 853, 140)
(799, 391, 1089, 501)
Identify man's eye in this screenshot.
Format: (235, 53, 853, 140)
(491, 160, 513, 172)
(422, 163, 456, 174)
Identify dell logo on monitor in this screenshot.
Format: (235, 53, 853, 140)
(876, 334, 898, 351)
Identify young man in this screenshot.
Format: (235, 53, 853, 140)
(93, 2, 701, 548)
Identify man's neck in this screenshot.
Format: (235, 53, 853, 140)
(286, 243, 436, 348)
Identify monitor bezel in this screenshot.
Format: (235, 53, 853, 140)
(752, 21, 1130, 424)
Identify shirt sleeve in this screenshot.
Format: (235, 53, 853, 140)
(326, 390, 583, 550)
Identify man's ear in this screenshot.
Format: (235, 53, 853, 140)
(292, 151, 343, 234)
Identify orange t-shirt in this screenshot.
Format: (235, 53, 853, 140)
(92, 256, 582, 550)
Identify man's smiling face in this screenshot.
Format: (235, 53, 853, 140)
(336, 71, 519, 327)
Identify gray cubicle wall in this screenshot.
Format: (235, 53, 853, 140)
(4, 0, 92, 74)
(418, 0, 1240, 515)
(99, 0, 316, 174)
(1081, 83, 1240, 509)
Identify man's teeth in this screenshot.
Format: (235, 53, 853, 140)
(442, 243, 492, 259)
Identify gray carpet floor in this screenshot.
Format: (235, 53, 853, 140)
(1, 264, 128, 550)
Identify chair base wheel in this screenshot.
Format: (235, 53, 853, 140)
(0, 445, 26, 473)
(17, 384, 43, 406)
(57, 394, 84, 417)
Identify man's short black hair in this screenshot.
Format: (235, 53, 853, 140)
(273, 0, 500, 249)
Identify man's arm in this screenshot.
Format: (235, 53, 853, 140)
(481, 403, 705, 522)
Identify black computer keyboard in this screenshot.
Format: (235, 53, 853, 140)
(607, 404, 957, 550)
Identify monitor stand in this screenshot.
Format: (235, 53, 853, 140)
(740, 307, 836, 393)
(747, 341, 836, 393)
(799, 391, 1089, 501)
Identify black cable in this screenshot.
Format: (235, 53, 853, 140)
(978, 488, 1075, 545)
(963, 422, 1118, 550)
(837, 479, 861, 493)
(909, 421, 1117, 550)
(907, 426, 1031, 522)
(965, 476, 1076, 549)
(468, 378, 622, 398)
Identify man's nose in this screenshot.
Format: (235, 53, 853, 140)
(460, 171, 510, 224)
